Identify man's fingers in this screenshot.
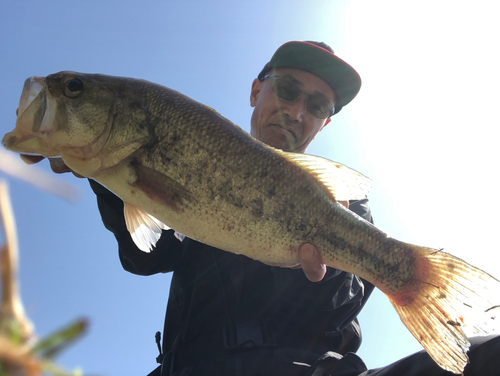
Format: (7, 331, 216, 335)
(48, 158, 73, 174)
(299, 243, 326, 282)
(48, 158, 85, 178)
(20, 154, 45, 165)
(20, 155, 84, 178)
(338, 200, 349, 209)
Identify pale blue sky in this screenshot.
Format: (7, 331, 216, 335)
(1, 1, 499, 375)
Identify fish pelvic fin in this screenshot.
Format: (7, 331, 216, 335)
(388, 245, 500, 374)
(123, 202, 171, 253)
(284, 153, 372, 201)
(129, 160, 192, 211)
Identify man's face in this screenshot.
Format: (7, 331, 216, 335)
(250, 67, 336, 153)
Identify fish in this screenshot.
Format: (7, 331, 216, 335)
(3, 71, 500, 374)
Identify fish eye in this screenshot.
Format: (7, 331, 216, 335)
(64, 79, 83, 98)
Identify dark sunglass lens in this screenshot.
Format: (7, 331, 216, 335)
(307, 96, 333, 119)
(273, 79, 301, 101)
(271, 77, 333, 119)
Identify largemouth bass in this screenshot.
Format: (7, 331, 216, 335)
(3, 72, 499, 374)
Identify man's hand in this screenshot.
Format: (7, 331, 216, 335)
(20, 155, 84, 178)
(298, 200, 348, 282)
(298, 243, 326, 282)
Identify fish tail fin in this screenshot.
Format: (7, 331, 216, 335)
(387, 245, 500, 374)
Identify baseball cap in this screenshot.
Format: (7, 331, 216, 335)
(257, 41, 361, 114)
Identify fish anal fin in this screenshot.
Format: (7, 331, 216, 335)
(123, 202, 170, 253)
(284, 153, 372, 201)
(386, 244, 500, 374)
(129, 160, 192, 211)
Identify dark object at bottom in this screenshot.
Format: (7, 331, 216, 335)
(146, 335, 500, 376)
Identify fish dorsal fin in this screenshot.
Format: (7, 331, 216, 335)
(123, 202, 170, 253)
(285, 153, 372, 201)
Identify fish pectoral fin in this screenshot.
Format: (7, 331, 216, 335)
(285, 153, 372, 201)
(123, 202, 170, 253)
(129, 160, 192, 211)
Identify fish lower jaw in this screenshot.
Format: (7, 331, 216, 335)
(2, 133, 55, 157)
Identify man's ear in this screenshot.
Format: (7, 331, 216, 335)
(250, 78, 262, 107)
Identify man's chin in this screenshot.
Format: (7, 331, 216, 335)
(260, 128, 295, 151)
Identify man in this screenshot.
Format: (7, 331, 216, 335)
(89, 41, 375, 376)
(29, 41, 500, 375)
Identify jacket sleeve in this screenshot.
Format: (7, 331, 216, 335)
(348, 198, 373, 223)
(89, 179, 185, 276)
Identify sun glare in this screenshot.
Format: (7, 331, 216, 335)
(336, 1, 500, 262)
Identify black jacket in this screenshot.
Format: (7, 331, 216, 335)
(90, 179, 375, 370)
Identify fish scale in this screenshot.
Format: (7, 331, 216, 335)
(3, 71, 500, 374)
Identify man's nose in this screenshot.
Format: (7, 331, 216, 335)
(282, 96, 307, 122)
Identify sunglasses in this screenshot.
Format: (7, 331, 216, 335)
(261, 74, 335, 119)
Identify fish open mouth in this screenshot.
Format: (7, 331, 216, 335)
(2, 76, 57, 156)
(18, 76, 46, 120)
